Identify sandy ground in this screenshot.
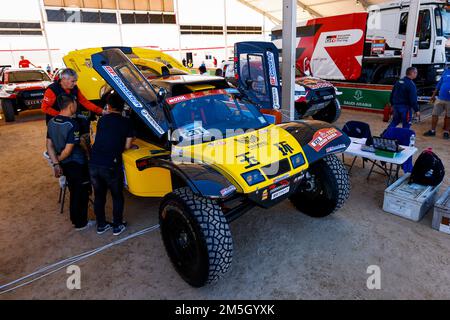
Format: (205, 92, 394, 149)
(0, 108, 449, 300)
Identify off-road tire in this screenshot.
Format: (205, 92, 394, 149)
(312, 99, 341, 123)
(290, 154, 350, 217)
(1, 100, 15, 122)
(159, 187, 233, 287)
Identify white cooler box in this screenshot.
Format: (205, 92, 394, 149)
(432, 187, 450, 234)
(383, 173, 441, 222)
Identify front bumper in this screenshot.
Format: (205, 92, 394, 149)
(247, 171, 304, 208)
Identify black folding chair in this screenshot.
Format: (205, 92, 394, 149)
(342, 121, 373, 172)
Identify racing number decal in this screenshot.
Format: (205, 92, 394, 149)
(308, 128, 342, 152)
(274, 141, 294, 156)
(236, 152, 260, 169)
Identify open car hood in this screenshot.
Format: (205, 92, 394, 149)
(91, 48, 168, 137)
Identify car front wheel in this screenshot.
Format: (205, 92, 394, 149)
(1, 100, 15, 122)
(159, 187, 233, 287)
(290, 154, 350, 217)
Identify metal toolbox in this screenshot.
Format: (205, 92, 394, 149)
(432, 187, 450, 234)
(383, 173, 441, 222)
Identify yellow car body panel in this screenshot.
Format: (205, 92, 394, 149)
(63, 47, 189, 101)
(173, 124, 309, 194)
(98, 124, 307, 198)
(122, 139, 172, 197)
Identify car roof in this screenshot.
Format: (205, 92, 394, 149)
(5, 67, 46, 73)
(152, 74, 224, 84)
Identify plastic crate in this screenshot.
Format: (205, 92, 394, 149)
(432, 187, 450, 234)
(383, 173, 441, 221)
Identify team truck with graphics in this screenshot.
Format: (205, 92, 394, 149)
(0, 66, 51, 122)
(85, 42, 351, 287)
(271, 0, 450, 99)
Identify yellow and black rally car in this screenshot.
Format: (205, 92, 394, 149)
(63, 46, 190, 102)
(89, 42, 351, 287)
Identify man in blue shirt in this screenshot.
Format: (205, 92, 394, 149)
(388, 67, 420, 129)
(424, 68, 450, 139)
(46, 94, 92, 230)
(89, 92, 135, 236)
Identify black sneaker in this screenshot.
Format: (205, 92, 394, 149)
(97, 222, 112, 235)
(113, 222, 127, 236)
(423, 130, 436, 137)
(444, 132, 449, 140)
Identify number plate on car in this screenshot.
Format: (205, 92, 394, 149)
(323, 94, 334, 100)
(25, 99, 42, 105)
(271, 186, 290, 200)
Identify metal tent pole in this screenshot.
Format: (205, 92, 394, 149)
(282, 0, 297, 121)
(37, 0, 54, 69)
(401, 0, 420, 76)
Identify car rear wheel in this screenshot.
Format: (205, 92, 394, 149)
(312, 99, 341, 123)
(1, 100, 15, 122)
(159, 187, 233, 287)
(290, 154, 350, 217)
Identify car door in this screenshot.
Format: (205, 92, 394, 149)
(91, 48, 168, 138)
(234, 41, 282, 111)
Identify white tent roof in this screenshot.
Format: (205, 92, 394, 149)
(237, 0, 389, 24)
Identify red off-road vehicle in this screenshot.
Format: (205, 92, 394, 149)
(0, 66, 51, 122)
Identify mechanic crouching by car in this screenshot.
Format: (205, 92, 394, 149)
(89, 92, 135, 236)
(41, 68, 107, 132)
(46, 94, 93, 231)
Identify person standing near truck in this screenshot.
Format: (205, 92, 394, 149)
(388, 67, 420, 129)
(18, 56, 36, 68)
(423, 67, 450, 139)
(89, 92, 135, 236)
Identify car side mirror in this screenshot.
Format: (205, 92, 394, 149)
(245, 78, 253, 89)
(157, 87, 167, 103)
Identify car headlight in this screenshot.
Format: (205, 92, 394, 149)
(241, 169, 265, 186)
(290, 153, 305, 169)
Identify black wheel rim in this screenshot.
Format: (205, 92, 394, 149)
(161, 204, 207, 285)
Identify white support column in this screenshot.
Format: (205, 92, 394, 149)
(224, 0, 228, 60)
(401, 0, 420, 76)
(175, 0, 183, 61)
(282, 0, 297, 121)
(115, 0, 124, 46)
(37, 0, 54, 69)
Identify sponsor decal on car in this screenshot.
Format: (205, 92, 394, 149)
(271, 186, 290, 200)
(272, 87, 280, 109)
(266, 51, 278, 86)
(308, 128, 343, 152)
(261, 189, 268, 200)
(102, 66, 143, 108)
(140, 109, 165, 135)
(220, 185, 237, 197)
(326, 143, 347, 153)
(166, 89, 229, 105)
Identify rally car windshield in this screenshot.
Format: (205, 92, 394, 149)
(170, 92, 269, 141)
(8, 71, 50, 83)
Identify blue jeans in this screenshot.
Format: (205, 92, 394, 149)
(388, 106, 411, 129)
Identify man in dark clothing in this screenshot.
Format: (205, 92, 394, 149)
(388, 67, 420, 129)
(46, 94, 92, 230)
(89, 92, 135, 236)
